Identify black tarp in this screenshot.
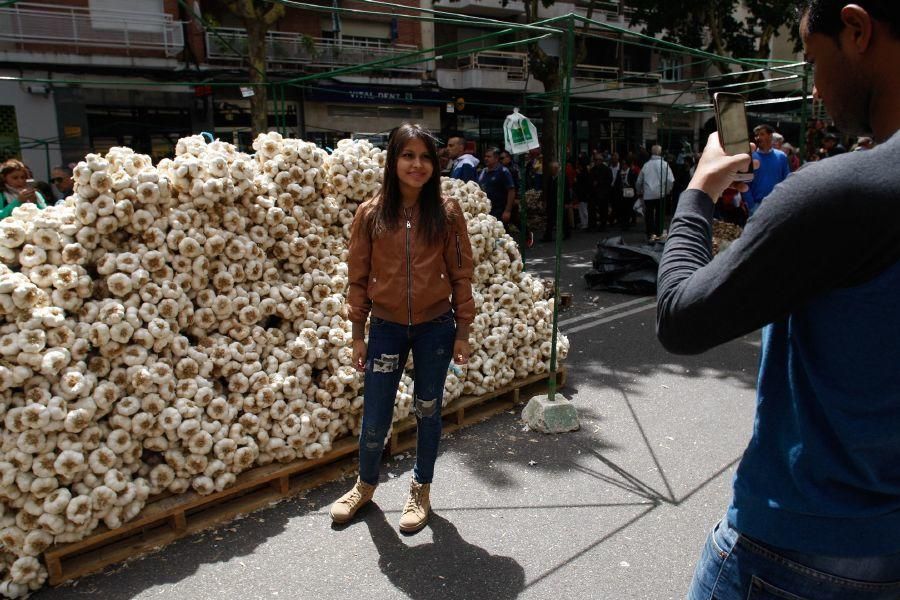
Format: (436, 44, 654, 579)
(583, 236, 663, 295)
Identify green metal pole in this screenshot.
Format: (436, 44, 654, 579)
(799, 65, 810, 161)
(548, 15, 575, 401)
(661, 113, 672, 236)
(278, 83, 285, 136)
(518, 97, 529, 266)
(44, 140, 51, 183)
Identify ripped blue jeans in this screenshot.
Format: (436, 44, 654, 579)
(357, 311, 456, 486)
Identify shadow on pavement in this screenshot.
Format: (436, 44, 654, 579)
(364, 506, 526, 600)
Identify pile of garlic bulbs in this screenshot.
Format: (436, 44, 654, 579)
(0, 133, 567, 597)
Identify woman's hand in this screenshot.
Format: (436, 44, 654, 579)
(352, 339, 367, 372)
(16, 187, 37, 203)
(453, 339, 471, 365)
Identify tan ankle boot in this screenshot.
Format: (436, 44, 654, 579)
(399, 479, 431, 533)
(330, 478, 376, 524)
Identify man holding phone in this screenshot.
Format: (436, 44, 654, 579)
(657, 2, 900, 598)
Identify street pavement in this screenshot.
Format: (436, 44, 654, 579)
(38, 226, 760, 600)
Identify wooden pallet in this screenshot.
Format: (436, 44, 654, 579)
(388, 366, 567, 455)
(43, 438, 359, 586)
(43, 365, 566, 586)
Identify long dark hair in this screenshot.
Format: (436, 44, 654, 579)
(372, 123, 448, 245)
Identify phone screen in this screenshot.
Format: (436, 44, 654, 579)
(716, 94, 751, 157)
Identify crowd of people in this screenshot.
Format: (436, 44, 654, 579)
(442, 132, 693, 243)
(439, 121, 873, 245)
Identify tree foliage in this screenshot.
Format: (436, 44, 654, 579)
(623, 0, 801, 73)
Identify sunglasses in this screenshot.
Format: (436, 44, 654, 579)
(51, 177, 64, 183)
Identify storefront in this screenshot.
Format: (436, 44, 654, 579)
(302, 85, 444, 149)
(54, 85, 209, 166)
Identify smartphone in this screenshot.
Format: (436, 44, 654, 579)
(713, 92, 754, 182)
(25, 178, 35, 188)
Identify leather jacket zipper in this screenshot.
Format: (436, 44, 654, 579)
(405, 208, 412, 326)
(455, 233, 462, 268)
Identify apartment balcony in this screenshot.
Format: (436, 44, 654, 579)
(0, 1, 184, 65)
(206, 28, 424, 75)
(436, 47, 706, 107)
(432, 0, 524, 18)
(436, 50, 530, 91)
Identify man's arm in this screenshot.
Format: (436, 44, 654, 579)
(657, 135, 900, 355)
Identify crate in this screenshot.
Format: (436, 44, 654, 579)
(43, 365, 566, 586)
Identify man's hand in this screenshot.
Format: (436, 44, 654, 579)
(453, 339, 471, 365)
(688, 133, 754, 202)
(501, 210, 512, 223)
(352, 339, 367, 372)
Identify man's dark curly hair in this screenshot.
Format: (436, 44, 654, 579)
(800, 1, 900, 39)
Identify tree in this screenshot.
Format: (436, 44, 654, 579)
(522, 1, 597, 208)
(623, 0, 801, 75)
(224, 0, 286, 137)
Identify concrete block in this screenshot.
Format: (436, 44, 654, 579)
(521, 395, 580, 434)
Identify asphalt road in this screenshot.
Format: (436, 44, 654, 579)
(38, 227, 760, 600)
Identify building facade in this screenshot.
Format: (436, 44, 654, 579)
(2, 0, 797, 177)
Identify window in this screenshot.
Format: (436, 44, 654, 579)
(89, 0, 166, 33)
(321, 18, 390, 46)
(660, 58, 683, 82)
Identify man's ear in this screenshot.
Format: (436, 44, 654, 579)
(840, 4, 874, 54)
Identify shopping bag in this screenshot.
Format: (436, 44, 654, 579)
(503, 109, 540, 155)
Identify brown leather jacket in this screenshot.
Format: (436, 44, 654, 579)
(347, 197, 474, 341)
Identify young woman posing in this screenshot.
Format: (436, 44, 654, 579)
(331, 124, 474, 533)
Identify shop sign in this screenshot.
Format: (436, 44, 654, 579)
(305, 86, 446, 105)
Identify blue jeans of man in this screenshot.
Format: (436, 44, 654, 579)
(688, 515, 900, 600)
(357, 312, 456, 486)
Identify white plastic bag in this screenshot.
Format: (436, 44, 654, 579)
(503, 109, 540, 155)
(633, 198, 644, 216)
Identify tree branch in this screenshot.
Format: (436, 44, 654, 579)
(263, 3, 286, 26)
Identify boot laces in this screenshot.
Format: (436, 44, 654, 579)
(339, 483, 365, 507)
(404, 483, 424, 513)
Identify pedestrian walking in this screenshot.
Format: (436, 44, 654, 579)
(478, 147, 516, 224)
(589, 151, 613, 231)
(446, 132, 479, 183)
(657, 2, 900, 598)
(635, 146, 673, 240)
(1, 159, 47, 219)
(541, 160, 571, 242)
(573, 159, 592, 230)
(333, 123, 474, 533)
